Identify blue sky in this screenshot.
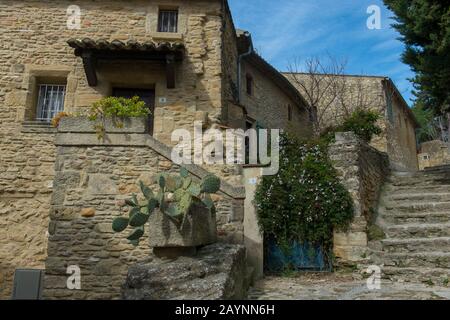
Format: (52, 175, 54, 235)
(228, 0, 415, 105)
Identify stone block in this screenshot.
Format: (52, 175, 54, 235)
(81, 208, 96, 218)
(148, 204, 216, 248)
(122, 243, 247, 300)
(334, 231, 367, 247)
(58, 117, 148, 134)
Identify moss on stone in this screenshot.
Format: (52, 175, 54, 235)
(367, 225, 386, 241)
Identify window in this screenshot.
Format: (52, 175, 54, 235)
(36, 84, 66, 121)
(246, 74, 253, 96)
(288, 105, 293, 121)
(158, 10, 178, 33)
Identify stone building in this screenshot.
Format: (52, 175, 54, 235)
(418, 140, 450, 170)
(0, 0, 312, 299)
(284, 73, 420, 171)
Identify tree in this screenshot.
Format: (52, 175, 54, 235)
(384, 0, 450, 113)
(286, 56, 385, 137)
(411, 101, 438, 143)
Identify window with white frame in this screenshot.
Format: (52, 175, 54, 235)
(158, 9, 178, 33)
(35, 84, 66, 121)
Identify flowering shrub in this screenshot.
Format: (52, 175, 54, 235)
(254, 132, 354, 256)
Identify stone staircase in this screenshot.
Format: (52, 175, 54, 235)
(368, 165, 450, 286)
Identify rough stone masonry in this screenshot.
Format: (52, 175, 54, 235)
(44, 118, 245, 299)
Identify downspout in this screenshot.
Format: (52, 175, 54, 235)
(237, 31, 253, 104)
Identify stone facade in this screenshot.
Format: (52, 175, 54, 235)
(418, 140, 450, 170)
(44, 118, 245, 299)
(239, 58, 311, 137)
(329, 132, 390, 262)
(284, 74, 419, 172)
(0, 0, 314, 299)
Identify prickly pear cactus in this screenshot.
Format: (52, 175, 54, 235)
(112, 167, 221, 246)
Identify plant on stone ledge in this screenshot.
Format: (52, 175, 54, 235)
(254, 132, 354, 261)
(88, 96, 150, 140)
(51, 112, 72, 128)
(322, 109, 382, 144)
(112, 167, 221, 246)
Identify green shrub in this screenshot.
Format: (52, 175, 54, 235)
(87, 96, 150, 139)
(254, 132, 354, 255)
(339, 109, 382, 142)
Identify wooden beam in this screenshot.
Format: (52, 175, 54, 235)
(81, 51, 98, 87)
(166, 54, 176, 89)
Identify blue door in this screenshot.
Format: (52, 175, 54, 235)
(264, 237, 332, 272)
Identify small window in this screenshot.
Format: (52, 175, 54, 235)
(288, 105, 293, 121)
(422, 154, 430, 160)
(36, 84, 66, 121)
(158, 10, 178, 33)
(246, 74, 253, 96)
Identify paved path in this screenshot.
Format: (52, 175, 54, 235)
(248, 273, 450, 300)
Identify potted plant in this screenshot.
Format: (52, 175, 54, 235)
(112, 168, 220, 254)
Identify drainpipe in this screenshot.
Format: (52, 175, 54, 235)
(237, 31, 253, 104)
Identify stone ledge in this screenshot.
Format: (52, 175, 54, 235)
(149, 32, 184, 41)
(58, 117, 148, 134)
(55, 133, 148, 147)
(21, 121, 56, 134)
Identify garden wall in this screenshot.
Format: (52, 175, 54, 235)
(329, 132, 390, 262)
(44, 118, 245, 299)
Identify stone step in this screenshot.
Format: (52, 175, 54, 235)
(384, 201, 450, 213)
(381, 267, 450, 285)
(385, 223, 450, 239)
(384, 185, 450, 195)
(370, 252, 450, 269)
(387, 175, 450, 187)
(381, 237, 450, 253)
(382, 212, 450, 225)
(424, 165, 450, 173)
(386, 192, 450, 203)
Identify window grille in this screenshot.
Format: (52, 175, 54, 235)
(158, 10, 178, 33)
(36, 84, 66, 121)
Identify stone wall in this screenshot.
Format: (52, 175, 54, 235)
(0, 129, 55, 299)
(240, 61, 311, 138)
(418, 140, 450, 170)
(329, 132, 390, 262)
(385, 91, 419, 172)
(0, 0, 224, 299)
(44, 118, 245, 299)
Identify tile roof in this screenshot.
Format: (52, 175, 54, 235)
(67, 38, 185, 52)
